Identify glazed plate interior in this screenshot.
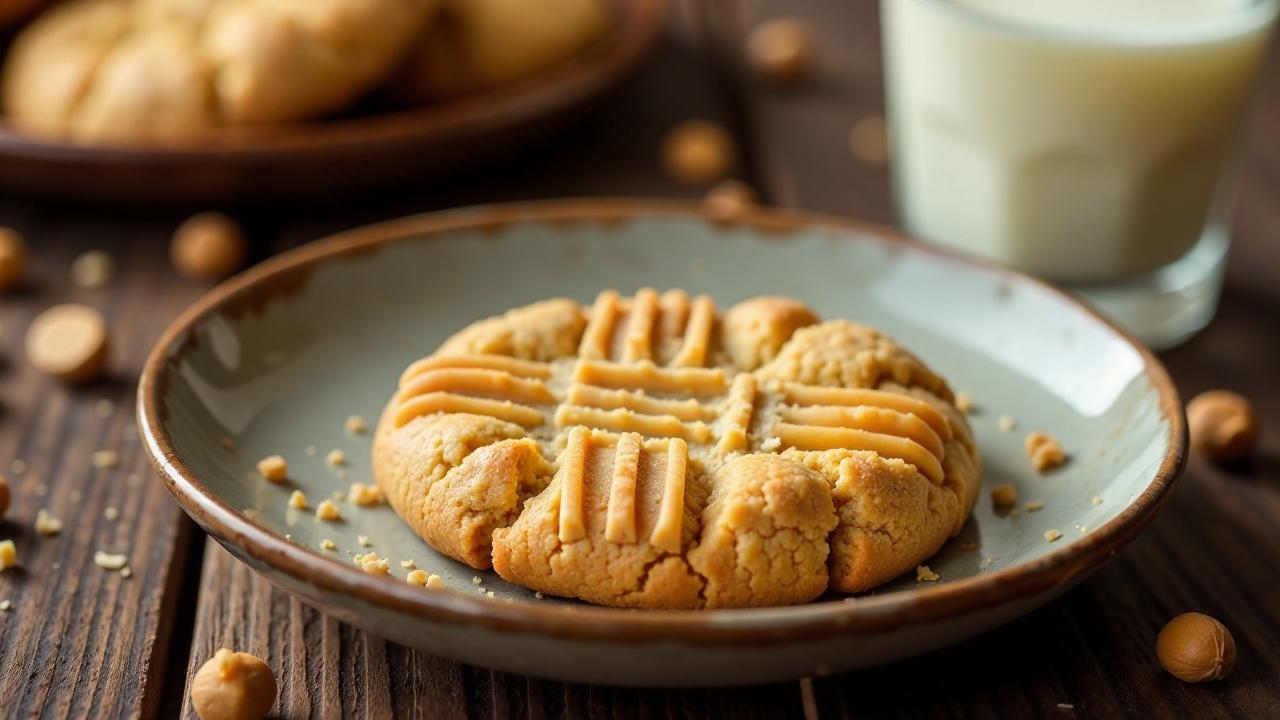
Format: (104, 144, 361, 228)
(142, 201, 1182, 685)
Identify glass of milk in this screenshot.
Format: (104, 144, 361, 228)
(882, 0, 1278, 348)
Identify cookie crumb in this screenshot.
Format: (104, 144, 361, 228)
(1091, 496, 1103, 505)
(1057, 703, 1075, 710)
(1026, 431, 1067, 472)
(915, 565, 940, 582)
(171, 213, 247, 281)
(287, 490, 308, 510)
(92, 450, 119, 469)
(70, 250, 115, 289)
(400, 559, 415, 569)
(486, 590, 495, 599)
(320, 538, 336, 551)
(1025, 500, 1044, 512)
(93, 550, 127, 570)
(426, 574, 445, 590)
(406, 569, 429, 586)
(0, 540, 17, 569)
(954, 392, 975, 414)
(125, 474, 143, 488)
(357, 535, 371, 547)
(94, 399, 115, 418)
(0, 599, 10, 611)
(1044, 529, 1063, 543)
(315, 500, 341, 521)
(345, 415, 367, 434)
(760, 437, 782, 452)
(990, 483, 1017, 508)
(104, 506, 119, 521)
(354, 552, 389, 575)
(661, 120, 736, 185)
(472, 575, 482, 585)
(35, 509, 63, 536)
(284, 534, 292, 542)
(348, 482, 383, 506)
(534, 591, 544, 600)
(998, 415, 1016, 432)
(121, 567, 132, 578)
(256, 455, 287, 483)
(25, 303, 109, 383)
(326, 449, 346, 467)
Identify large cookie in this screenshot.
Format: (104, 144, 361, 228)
(373, 290, 980, 609)
(1, 0, 437, 141)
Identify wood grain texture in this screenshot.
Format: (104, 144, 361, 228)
(0, 213, 210, 718)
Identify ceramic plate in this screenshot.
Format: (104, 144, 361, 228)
(139, 200, 1185, 686)
(0, 0, 662, 203)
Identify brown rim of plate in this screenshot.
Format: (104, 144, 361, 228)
(0, 0, 664, 159)
(137, 198, 1187, 647)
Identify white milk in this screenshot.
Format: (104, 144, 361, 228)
(883, 0, 1276, 282)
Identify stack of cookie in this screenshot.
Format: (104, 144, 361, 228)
(0, 0, 609, 142)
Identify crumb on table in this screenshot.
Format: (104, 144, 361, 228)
(990, 483, 1017, 508)
(345, 415, 367, 434)
(406, 569, 429, 586)
(0, 540, 17, 569)
(1025, 500, 1045, 512)
(354, 552, 389, 575)
(915, 565, 940, 582)
(315, 500, 341, 521)
(426, 574, 445, 590)
(357, 535, 371, 547)
(287, 490, 308, 510)
(326, 449, 346, 467)
(348, 482, 383, 506)
(35, 509, 62, 536)
(92, 450, 119, 469)
(1044, 529, 1063, 543)
(93, 550, 127, 570)
(256, 455, 287, 483)
(320, 539, 336, 551)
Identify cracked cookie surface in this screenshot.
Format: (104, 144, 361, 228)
(373, 290, 980, 608)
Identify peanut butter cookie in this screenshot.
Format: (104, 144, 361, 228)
(373, 290, 981, 608)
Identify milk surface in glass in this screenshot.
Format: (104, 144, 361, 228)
(883, 0, 1277, 283)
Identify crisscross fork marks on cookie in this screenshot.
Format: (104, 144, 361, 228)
(556, 428, 690, 553)
(578, 289, 715, 368)
(393, 354, 554, 428)
(769, 382, 952, 483)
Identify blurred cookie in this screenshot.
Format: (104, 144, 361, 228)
(1, 0, 438, 141)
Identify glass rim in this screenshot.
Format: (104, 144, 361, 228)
(914, 0, 1280, 46)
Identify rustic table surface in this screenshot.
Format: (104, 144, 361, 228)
(1, 1, 1278, 718)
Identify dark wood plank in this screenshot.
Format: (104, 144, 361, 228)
(0, 209, 211, 718)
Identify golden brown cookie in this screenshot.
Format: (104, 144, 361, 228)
(1, 0, 438, 141)
(373, 290, 980, 608)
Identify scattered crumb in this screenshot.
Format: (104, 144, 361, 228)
(315, 500, 341, 521)
(171, 212, 247, 280)
(760, 437, 782, 452)
(25, 303, 109, 382)
(998, 415, 1016, 432)
(305, 445, 317, 457)
(320, 539, 336, 551)
(406, 569, 429, 586)
(121, 567, 132, 578)
(849, 115, 889, 164)
(534, 591, 544, 600)
(9, 459, 26, 475)
(326, 449, 346, 467)
(1057, 703, 1075, 710)
(0, 599, 10, 611)
(348, 482, 383, 507)
(357, 535, 371, 547)
(915, 565, 940, 582)
(486, 591, 495, 599)
(354, 552, 389, 575)
(1044, 529, 1063, 543)
(1091, 496, 1103, 506)
(70, 250, 115, 289)
(990, 483, 1017, 508)
(426, 574, 445, 590)
(93, 550, 128, 570)
(0, 540, 17, 569)
(284, 534, 292, 542)
(219, 437, 235, 451)
(400, 559, 415, 569)
(472, 575, 482, 585)
(954, 392, 974, 414)
(1078, 525, 1089, 534)
(94, 399, 115, 418)
(1026, 431, 1067, 472)
(104, 506, 119, 521)
(287, 490, 308, 510)
(1025, 500, 1044, 512)
(33, 483, 47, 496)
(92, 450, 120, 469)
(35, 508, 62, 536)
(345, 415, 367, 434)
(125, 474, 143, 488)
(256, 455, 287, 483)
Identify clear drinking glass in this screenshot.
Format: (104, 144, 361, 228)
(881, 0, 1279, 349)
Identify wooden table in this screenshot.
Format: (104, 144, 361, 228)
(2, 2, 1278, 717)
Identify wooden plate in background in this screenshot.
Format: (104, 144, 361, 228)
(0, 0, 665, 204)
